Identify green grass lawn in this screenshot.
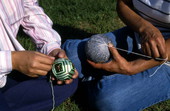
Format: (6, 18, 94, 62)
(18, 0, 170, 110)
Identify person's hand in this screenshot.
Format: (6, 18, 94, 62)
(139, 24, 167, 59)
(12, 51, 55, 77)
(49, 49, 78, 85)
(87, 43, 132, 75)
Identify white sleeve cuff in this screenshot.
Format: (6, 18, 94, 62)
(0, 51, 12, 74)
(0, 51, 12, 88)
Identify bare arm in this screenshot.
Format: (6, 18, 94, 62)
(87, 0, 169, 75)
(116, 0, 167, 59)
(88, 38, 170, 75)
(127, 38, 170, 74)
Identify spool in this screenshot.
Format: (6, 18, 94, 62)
(52, 58, 75, 80)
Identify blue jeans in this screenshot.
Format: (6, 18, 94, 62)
(0, 71, 78, 111)
(62, 27, 170, 111)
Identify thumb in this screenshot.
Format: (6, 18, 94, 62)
(57, 49, 67, 59)
(108, 43, 121, 60)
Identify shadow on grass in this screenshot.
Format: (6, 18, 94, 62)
(53, 24, 94, 43)
(18, 24, 95, 50)
(71, 83, 94, 111)
(18, 24, 94, 41)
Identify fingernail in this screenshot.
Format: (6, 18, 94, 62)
(58, 53, 64, 58)
(108, 43, 113, 47)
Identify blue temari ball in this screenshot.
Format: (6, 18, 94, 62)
(85, 34, 112, 63)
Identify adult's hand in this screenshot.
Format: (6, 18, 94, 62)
(116, 0, 167, 59)
(87, 43, 132, 75)
(88, 42, 168, 75)
(49, 49, 78, 85)
(139, 24, 167, 59)
(12, 51, 55, 77)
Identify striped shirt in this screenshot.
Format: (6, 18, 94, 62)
(132, 0, 170, 51)
(0, 0, 61, 87)
(133, 0, 170, 31)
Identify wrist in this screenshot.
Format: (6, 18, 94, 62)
(127, 61, 138, 75)
(137, 20, 155, 35)
(12, 51, 18, 70)
(126, 61, 137, 75)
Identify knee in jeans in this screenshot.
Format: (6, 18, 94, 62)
(91, 91, 130, 111)
(69, 78, 78, 94)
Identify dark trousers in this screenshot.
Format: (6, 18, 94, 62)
(0, 71, 78, 111)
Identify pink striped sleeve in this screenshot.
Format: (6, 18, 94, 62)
(21, 0, 61, 55)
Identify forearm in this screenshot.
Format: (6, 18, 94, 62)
(116, 0, 153, 34)
(128, 58, 162, 74)
(128, 39, 170, 74)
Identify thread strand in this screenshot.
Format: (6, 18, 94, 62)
(50, 76, 55, 111)
(97, 42, 168, 77)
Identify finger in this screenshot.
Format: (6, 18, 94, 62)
(51, 76, 55, 81)
(150, 41, 160, 58)
(157, 43, 167, 59)
(38, 56, 54, 65)
(50, 49, 68, 59)
(33, 70, 48, 76)
(87, 60, 102, 69)
(108, 43, 121, 60)
(58, 50, 67, 58)
(57, 80, 63, 85)
(72, 69, 78, 79)
(141, 43, 146, 54)
(144, 43, 152, 56)
(36, 63, 52, 72)
(31, 75, 39, 77)
(25, 74, 39, 78)
(65, 79, 73, 84)
(37, 52, 55, 60)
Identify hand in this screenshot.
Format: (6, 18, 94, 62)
(139, 24, 167, 59)
(87, 43, 132, 75)
(49, 49, 78, 84)
(12, 51, 55, 77)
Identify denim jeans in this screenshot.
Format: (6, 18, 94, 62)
(62, 27, 170, 111)
(0, 71, 78, 111)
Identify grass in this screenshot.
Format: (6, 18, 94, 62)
(17, 0, 170, 111)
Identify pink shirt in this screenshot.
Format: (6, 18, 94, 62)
(0, 0, 61, 87)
